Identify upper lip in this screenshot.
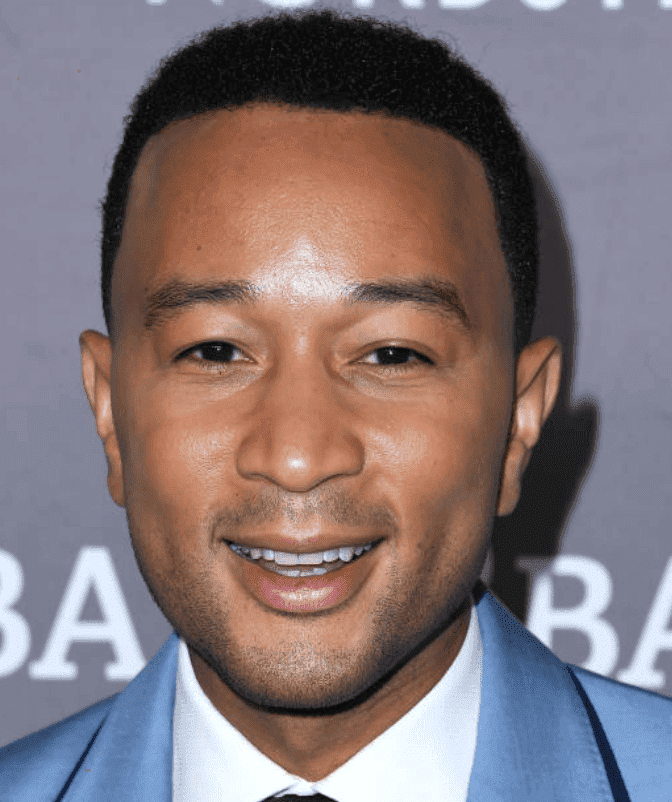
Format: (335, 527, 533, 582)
(224, 535, 385, 553)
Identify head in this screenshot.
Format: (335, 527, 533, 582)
(81, 11, 561, 714)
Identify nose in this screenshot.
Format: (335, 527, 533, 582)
(236, 362, 365, 493)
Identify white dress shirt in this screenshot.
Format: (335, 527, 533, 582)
(173, 602, 482, 802)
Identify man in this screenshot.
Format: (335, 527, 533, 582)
(0, 9, 669, 802)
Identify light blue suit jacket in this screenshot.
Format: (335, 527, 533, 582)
(1, 590, 671, 801)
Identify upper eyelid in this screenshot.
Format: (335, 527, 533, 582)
(178, 341, 245, 358)
(361, 347, 433, 364)
(178, 342, 434, 364)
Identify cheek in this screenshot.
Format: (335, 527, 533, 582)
(368, 379, 511, 567)
(119, 392, 239, 535)
(371, 396, 508, 505)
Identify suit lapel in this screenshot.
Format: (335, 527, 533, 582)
(63, 632, 178, 802)
(467, 590, 615, 802)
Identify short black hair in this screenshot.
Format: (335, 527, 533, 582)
(101, 9, 538, 353)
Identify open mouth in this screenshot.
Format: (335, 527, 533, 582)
(227, 539, 382, 577)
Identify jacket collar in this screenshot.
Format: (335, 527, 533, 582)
(64, 590, 614, 801)
(64, 631, 177, 801)
(468, 587, 614, 802)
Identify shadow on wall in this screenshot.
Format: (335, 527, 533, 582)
(488, 150, 599, 625)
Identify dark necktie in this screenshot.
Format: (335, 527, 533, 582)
(263, 794, 335, 802)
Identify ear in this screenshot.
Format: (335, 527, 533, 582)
(496, 336, 562, 517)
(79, 330, 126, 508)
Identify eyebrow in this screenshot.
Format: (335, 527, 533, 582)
(143, 279, 259, 329)
(346, 278, 470, 328)
(143, 276, 471, 330)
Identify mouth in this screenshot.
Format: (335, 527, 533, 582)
(226, 540, 380, 577)
(225, 538, 384, 613)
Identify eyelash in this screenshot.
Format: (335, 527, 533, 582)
(176, 342, 435, 371)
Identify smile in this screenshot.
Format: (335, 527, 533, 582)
(227, 541, 378, 577)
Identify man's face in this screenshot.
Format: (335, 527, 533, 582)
(81, 105, 555, 712)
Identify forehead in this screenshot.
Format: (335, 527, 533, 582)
(112, 104, 511, 340)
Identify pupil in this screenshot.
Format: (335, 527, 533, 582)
(202, 342, 235, 361)
(378, 347, 413, 365)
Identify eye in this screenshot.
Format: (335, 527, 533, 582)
(177, 341, 246, 364)
(361, 346, 434, 367)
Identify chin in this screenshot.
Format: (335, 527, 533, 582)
(190, 634, 390, 713)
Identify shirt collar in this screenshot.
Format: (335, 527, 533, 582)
(173, 602, 482, 802)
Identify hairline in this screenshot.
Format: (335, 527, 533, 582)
(108, 101, 517, 354)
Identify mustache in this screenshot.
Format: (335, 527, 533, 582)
(211, 487, 398, 537)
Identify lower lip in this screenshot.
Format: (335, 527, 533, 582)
(229, 547, 380, 613)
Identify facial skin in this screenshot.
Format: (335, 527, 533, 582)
(80, 104, 561, 780)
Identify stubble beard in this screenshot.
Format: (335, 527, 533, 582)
(132, 538, 475, 714)
(125, 493, 486, 714)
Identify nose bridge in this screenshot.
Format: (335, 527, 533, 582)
(236, 353, 364, 492)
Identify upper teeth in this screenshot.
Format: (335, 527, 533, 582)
(229, 542, 374, 565)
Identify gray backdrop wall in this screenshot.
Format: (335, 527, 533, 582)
(1, 0, 671, 748)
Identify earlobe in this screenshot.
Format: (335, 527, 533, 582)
(79, 330, 126, 508)
(496, 336, 562, 517)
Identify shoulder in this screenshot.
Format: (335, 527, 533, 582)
(571, 663, 672, 725)
(0, 694, 117, 802)
(569, 664, 672, 797)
